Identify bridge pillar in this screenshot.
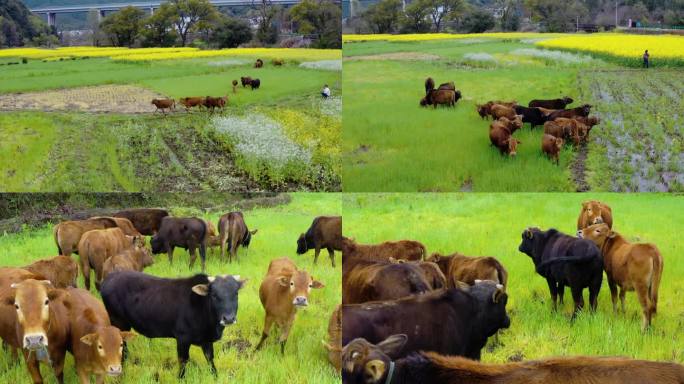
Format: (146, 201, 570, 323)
(98, 9, 106, 22)
(47, 12, 56, 27)
(149, 7, 154, 15)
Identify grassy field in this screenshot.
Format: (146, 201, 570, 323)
(0, 50, 341, 192)
(342, 35, 683, 192)
(342, 193, 684, 362)
(0, 193, 341, 383)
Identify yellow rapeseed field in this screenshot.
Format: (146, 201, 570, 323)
(342, 32, 556, 42)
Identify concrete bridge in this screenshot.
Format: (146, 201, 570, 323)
(31, 0, 303, 26)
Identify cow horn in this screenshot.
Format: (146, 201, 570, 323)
(496, 284, 503, 289)
(474, 279, 482, 284)
(207, 276, 216, 283)
(492, 287, 505, 303)
(232, 275, 240, 280)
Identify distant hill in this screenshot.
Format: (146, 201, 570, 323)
(1, 0, 52, 46)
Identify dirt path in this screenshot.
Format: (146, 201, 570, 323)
(570, 72, 591, 192)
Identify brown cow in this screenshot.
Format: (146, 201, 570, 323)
(388, 258, 447, 289)
(577, 200, 613, 230)
(428, 253, 508, 289)
(341, 237, 426, 262)
(241, 76, 253, 87)
(91, 216, 144, 243)
(476, 100, 517, 119)
(179, 97, 205, 111)
(53, 217, 118, 256)
(542, 133, 564, 165)
(204, 95, 227, 112)
(255, 257, 323, 354)
(342, 335, 684, 384)
(491, 104, 518, 120)
(489, 118, 522, 157)
(578, 224, 663, 330)
(23, 256, 78, 288)
(151, 98, 175, 113)
(323, 304, 341, 373)
(254, 59, 263, 68)
(425, 89, 460, 108)
(342, 258, 431, 304)
(3, 279, 71, 384)
(490, 115, 523, 134)
(272, 59, 284, 66)
(546, 104, 592, 120)
(218, 212, 258, 263)
(102, 247, 154, 281)
(296, 216, 342, 267)
(113, 208, 169, 236)
(204, 220, 222, 255)
(68, 287, 135, 383)
(575, 115, 600, 129)
(78, 227, 137, 291)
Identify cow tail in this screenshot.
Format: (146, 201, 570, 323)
(199, 219, 207, 266)
(496, 263, 508, 288)
(649, 250, 663, 315)
(54, 225, 63, 255)
(419, 243, 427, 261)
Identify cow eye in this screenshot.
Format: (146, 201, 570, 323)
(290, 282, 294, 286)
(98, 345, 103, 350)
(308, 284, 313, 288)
(14, 304, 19, 310)
(44, 299, 49, 306)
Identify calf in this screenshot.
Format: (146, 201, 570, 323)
(78, 227, 137, 291)
(342, 238, 426, 262)
(241, 76, 252, 87)
(528, 96, 574, 109)
(255, 257, 323, 354)
(218, 211, 257, 263)
(578, 224, 663, 330)
(204, 95, 227, 112)
(250, 78, 261, 90)
(179, 97, 205, 111)
(542, 133, 564, 165)
(151, 216, 208, 272)
(425, 89, 458, 108)
(547, 104, 592, 120)
(490, 115, 523, 134)
(102, 247, 154, 281)
(254, 59, 263, 68)
(544, 119, 580, 146)
(577, 200, 613, 230)
(113, 208, 169, 236)
(489, 121, 521, 157)
(491, 104, 517, 120)
(68, 287, 135, 383)
(514, 105, 547, 128)
(518, 227, 603, 317)
(151, 98, 175, 113)
(342, 258, 431, 304)
(342, 281, 510, 360)
(23, 256, 78, 288)
(272, 59, 284, 66)
(91, 216, 144, 240)
(204, 220, 222, 255)
(101, 271, 245, 378)
(341, 335, 684, 384)
(53, 217, 118, 256)
(323, 304, 342, 373)
(428, 253, 507, 289)
(296, 216, 342, 267)
(476, 100, 517, 119)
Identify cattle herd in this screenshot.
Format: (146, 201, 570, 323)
(0, 209, 344, 383)
(340, 200, 681, 384)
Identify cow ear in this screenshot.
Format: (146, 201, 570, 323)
(377, 334, 407, 357)
(236, 278, 248, 289)
(492, 286, 506, 304)
(120, 331, 136, 342)
(192, 284, 210, 296)
(454, 281, 470, 291)
(607, 231, 617, 239)
(277, 276, 290, 287)
(364, 360, 385, 382)
(80, 333, 98, 346)
(47, 288, 63, 301)
(311, 279, 324, 289)
(250, 229, 258, 235)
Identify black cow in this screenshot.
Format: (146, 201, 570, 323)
(528, 96, 574, 109)
(514, 105, 548, 128)
(151, 217, 208, 272)
(250, 79, 260, 90)
(342, 281, 510, 360)
(296, 216, 342, 267)
(518, 227, 603, 317)
(101, 271, 245, 378)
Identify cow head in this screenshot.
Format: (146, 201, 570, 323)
(581, 200, 606, 227)
(476, 104, 488, 118)
(80, 325, 135, 377)
(136, 246, 154, 269)
(586, 116, 600, 126)
(563, 96, 574, 105)
(191, 275, 246, 327)
(506, 138, 521, 156)
(470, 280, 510, 334)
(296, 234, 308, 254)
(555, 136, 565, 150)
(518, 227, 542, 260)
(510, 115, 523, 132)
(341, 335, 407, 384)
(4, 279, 62, 351)
(277, 270, 324, 307)
(150, 234, 166, 254)
(242, 229, 258, 248)
(577, 223, 615, 248)
(420, 97, 429, 107)
(581, 104, 592, 115)
(454, 90, 462, 103)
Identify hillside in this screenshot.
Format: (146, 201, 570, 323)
(1, 0, 52, 46)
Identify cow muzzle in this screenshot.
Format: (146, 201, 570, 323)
(293, 296, 309, 307)
(107, 365, 123, 376)
(23, 333, 47, 350)
(220, 315, 236, 326)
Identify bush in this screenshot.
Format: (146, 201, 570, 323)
(210, 16, 252, 48)
(461, 8, 496, 33)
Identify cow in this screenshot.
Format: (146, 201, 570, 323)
(490, 115, 523, 134)
(23, 256, 78, 288)
(204, 220, 222, 255)
(232, 79, 238, 93)
(240, 76, 252, 87)
(547, 104, 592, 120)
(514, 105, 548, 128)
(272, 59, 284, 66)
(3, 279, 71, 384)
(578, 224, 663, 330)
(543, 119, 580, 146)
(203, 95, 227, 112)
(342, 281, 510, 361)
(489, 119, 521, 157)
(342, 238, 426, 262)
(389, 258, 448, 289)
(113, 208, 169, 236)
(342, 258, 432, 304)
(91, 216, 144, 240)
(542, 133, 564, 165)
(575, 115, 600, 129)
(102, 246, 154, 281)
(218, 212, 257, 263)
(577, 200, 613, 230)
(341, 335, 684, 384)
(53, 217, 118, 256)
(528, 96, 574, 109)
(491, 104, 518, 120)
(151, 98, 175, 113)
(68, 287, 135, 383)
(296, 216, 342, 267)
(518, 227, 603, 317)
(425, 89, 459, 108)
(476, 101, 517, 119)
(78, 227, 139, 291)
(255, 257, 323, 354)
(250, 78, 261, 90)
(428, 253, 507, 289)
(151, 216, 208, 272)
(254, 59, 263, 68)
(179, 97, 205, 111)
(323, 304, 342, 373)
(101, 271, 245, 378)
(424, 77, 435, 95)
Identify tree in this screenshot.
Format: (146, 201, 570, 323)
(399, 0, 432, 33)
(210, 15, 252, 48)
(100, 6, 146, 47)
(460, 7, 495, 32)
(141, 3, 178, 47)
(525, 0, 588, 31)
(630, 1, 650, 22)
(289, 0, 342, 48)
(252, 0, 279, 45)
(169, 0, 218, 47)
(362, 0, 402, 33)
(0, 0, 54, 47)
(499, 0, 521, 31)
(418, 0, 464, 32)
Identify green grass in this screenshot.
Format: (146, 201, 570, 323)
(0, 193, 341, 383)
(342, 39, 611, 192)
(342, 193, 684, 362)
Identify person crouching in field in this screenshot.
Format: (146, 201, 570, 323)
(321, 84, 331, 99)
(643, 50, 650, 68)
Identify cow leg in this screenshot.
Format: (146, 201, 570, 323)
(588, 283, 600, 312)
(201, 342, 217, 377)
(168, 246, 175, 265)
(189, 247, 197, 269)
(52, 350, 67, 384)
(95, 266, 104, 291)
(546, 279, 558, 311)
(635, 282, 651, 331)
(313, 247, 321, 265)
(76, 365, 90, 384)
(81, 257, 91, 291)
(279, 316, 296, 355)
(608, 278, 619, 313)
(220, 235, 227, 261)
(619, 287, 627, 313)
(570, 287, 585, 319)
(327, 247, 335, 268)
(255, 315, 274, 351)
(558, 283, 565, 305)
(94, 374, 104, 384)
(176, 339, 191, 379)
(24, 351, 44, 384)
